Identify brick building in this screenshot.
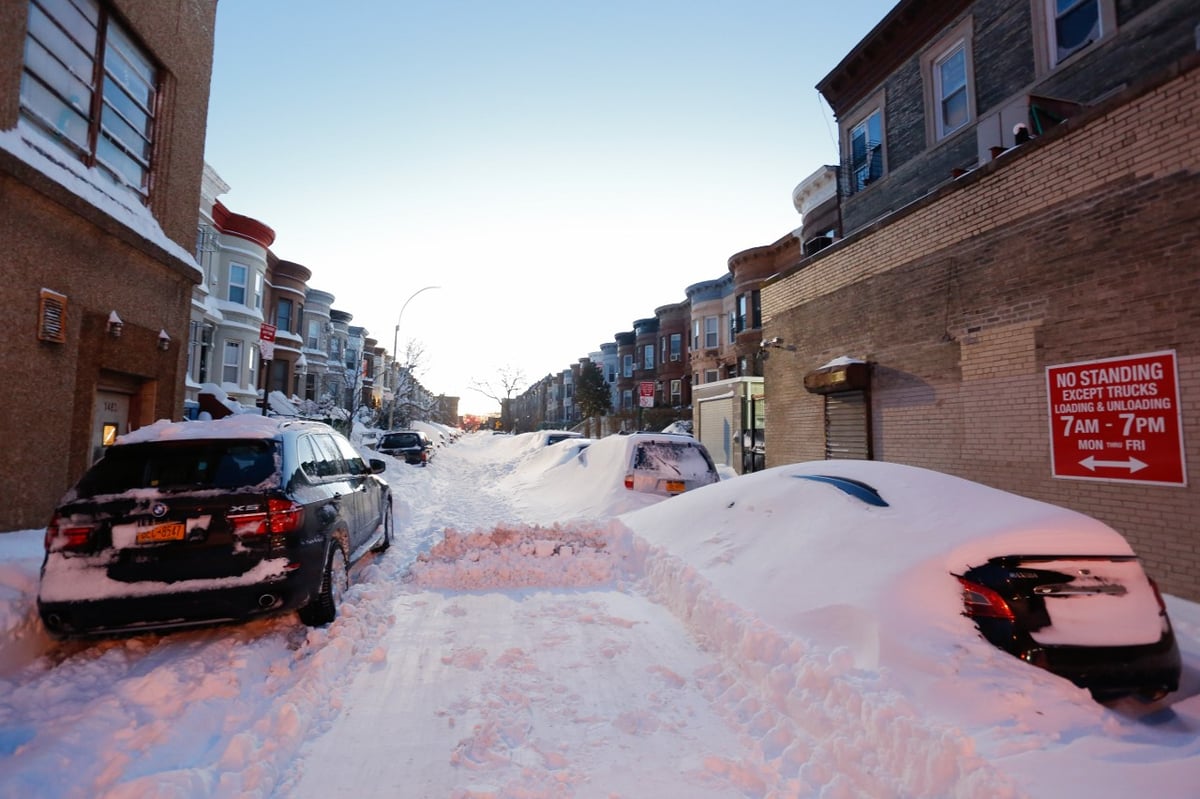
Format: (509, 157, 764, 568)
(0, 0, 218, 531)
(762, 0, 1199, 599)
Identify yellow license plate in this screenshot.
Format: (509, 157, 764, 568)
(666, 480, 686, 494)
(136, 522, 186, 544)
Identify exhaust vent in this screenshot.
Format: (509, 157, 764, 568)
(38, 289, 67, 344)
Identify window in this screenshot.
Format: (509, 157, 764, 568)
(670, 379, 682, 404)
(1048, 0, 1104, 64)
(222, 340, 241, 384)
(728, 311, 737, 344)
(623, 354, 634, 378)
(849, 109, 884, 192)
(692, 319, 701, 350)
(275, 299, 293, 334)
(922, 19, 975, 143)
(704, 316, 719, 349)
(736, 294, 748, 334)
(253, 271, 263, 310)
(935, 44, 969, 136)
(750, 290, 761, 330)
(20, 0, 158, 199)
(307, 319, 321, 349)
(669, 333, 681, 362)
(228, 264, 247, 305)
(643, 344, 655, 371)
(622, 389, 633, 410)
(704, 369, 719, 384)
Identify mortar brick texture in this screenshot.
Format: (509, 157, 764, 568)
(762, 61, 1200, 600)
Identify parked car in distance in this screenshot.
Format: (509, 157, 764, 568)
(38, 415, 392, 638)
(539, 430, 584, 446)
(377, 429, 434, 466)
(576, 432, 719, 497)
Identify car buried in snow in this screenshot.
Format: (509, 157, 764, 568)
(37, 415, 392, 638)
(621, 460, 1181, 703)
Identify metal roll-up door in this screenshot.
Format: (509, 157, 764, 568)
(825, 390, 870, 460)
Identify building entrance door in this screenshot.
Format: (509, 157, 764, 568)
(91, 390, 131, 465)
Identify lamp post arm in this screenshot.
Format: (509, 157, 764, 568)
(387, 285, 440, 430)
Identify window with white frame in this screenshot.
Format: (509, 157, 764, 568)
(692, 319, 701, 350)
(922, 19, 975, 142)
(935, 44, 969, 136)
(253, 271, 264, 310)
(228, 263, 247, 305)
(728, 311, 737, 344)
(20, 0, 158, 199)
(670, 379, 681, 404)
(307, 319, 321, 349)
(643, 344, 654, 370)
(669, 333, 681, 362)
(704, 316, 719, 349)
(222, 340, 241, 384)
(1044, 0, 1110, 66)
(623, 354, 633, 378)
(849, 108, 884, 192)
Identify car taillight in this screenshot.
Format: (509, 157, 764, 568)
(230, 498, 304, 536)
(267, 498, 304, 533)
(957, 576, 1015, 621)
(624, 474, 634, 490)
(45, 513, 96, 552)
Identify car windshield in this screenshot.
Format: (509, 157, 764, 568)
(632, 442, 713, 479)
(73, 440, 279, 496)
(381, 433, 421, 448)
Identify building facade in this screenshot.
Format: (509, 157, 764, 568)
(762, 0, 1200, 598)
(0, 0, 218, 530)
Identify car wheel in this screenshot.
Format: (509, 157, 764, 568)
(298, 543, 348, 627)
(371, 499, 393, 553)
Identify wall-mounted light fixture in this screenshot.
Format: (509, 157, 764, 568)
(107, 311, 124, 338)
(157, 329, 171, 351)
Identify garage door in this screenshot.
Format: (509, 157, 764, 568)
(825, 390, 870, 460)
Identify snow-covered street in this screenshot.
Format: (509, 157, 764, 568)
(0, 431, 1197, 798)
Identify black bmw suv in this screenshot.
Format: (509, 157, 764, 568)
(38, 415, 392, 638)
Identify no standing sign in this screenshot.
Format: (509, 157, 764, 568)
(1046, 350, 1187, 486)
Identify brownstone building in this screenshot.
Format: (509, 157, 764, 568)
(0, 0, 218, 531)
(762, 0, 1200, 599)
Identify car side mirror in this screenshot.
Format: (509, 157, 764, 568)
(369, 458, 386, 474)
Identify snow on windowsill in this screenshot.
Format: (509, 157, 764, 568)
(0, 122, 200, 275)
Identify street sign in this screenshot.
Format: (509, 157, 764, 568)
(259, 323, 276, 343)
(638, 381, 655, 408)
(1046, 350, 1186, 486)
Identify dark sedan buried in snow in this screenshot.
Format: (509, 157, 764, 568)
(38, 415, 392, 638)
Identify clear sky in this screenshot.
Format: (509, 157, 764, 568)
(203, 1, 897, 416)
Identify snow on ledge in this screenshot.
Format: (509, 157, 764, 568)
(0, 123, 200, 274)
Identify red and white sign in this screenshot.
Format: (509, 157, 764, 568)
(258, 323, 277, 361)
(1046, 350, 1186, 486)
(638, 381, 656, 408)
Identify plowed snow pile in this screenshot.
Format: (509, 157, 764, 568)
(409, 523, 619, 590)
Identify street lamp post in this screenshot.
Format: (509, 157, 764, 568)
(388, 285, 440, 431)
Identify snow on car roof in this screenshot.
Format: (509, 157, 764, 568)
(620, 459, 1139, 656)
(116, 414, 320, 445)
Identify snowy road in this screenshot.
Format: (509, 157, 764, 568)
(282, 589, 753, 798)
(1, 430, 1197, 799)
